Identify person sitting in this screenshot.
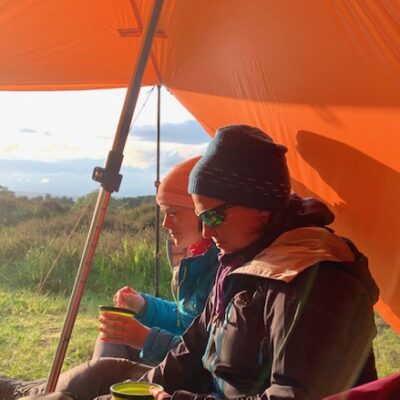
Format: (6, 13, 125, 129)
(94, 156, 219, 366)
(141, 124, 379, 400)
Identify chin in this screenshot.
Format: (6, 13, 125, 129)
(215, 244, 229, 254)
(174, 239, 190, 249)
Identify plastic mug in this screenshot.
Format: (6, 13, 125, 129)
(99, 305, 135, 318)
(110, 381, 163, 400)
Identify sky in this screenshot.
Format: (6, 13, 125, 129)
(0, 87, 211, 198)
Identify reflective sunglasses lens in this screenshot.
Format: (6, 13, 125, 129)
(201, 210, 224, 228)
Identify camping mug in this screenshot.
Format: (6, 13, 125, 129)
(110, 382, 163, 400)
(99, 305, 136, 318)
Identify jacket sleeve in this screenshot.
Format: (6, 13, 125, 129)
(261, 264, 377, 400)
(140, 327, 182, 365)
(136, 293, 185, 335)
(140, 288, 216, 396)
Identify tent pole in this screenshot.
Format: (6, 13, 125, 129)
(45, 0, 164, 392)
(154, 85, 161, 297)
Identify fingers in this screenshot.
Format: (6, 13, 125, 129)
(149, 386, 170, 400)
(114, 286, 137, 307)
(98, 316, 129, 343)
(98, 312, 131, 331)
(98, 311, 137, 343)
(97, 312, 150, 350)
(98, 312, 128, 334)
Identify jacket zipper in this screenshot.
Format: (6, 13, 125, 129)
(175, 264, 188, 328)
(208, 300, 234, 394)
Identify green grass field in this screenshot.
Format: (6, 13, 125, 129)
(1, 191, 399, 380)
(0, 290, 98, 379)
(1, 290, 400, 380)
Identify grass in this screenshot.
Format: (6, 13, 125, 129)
(0, 290, 98, 379)
(1, 289, 399, 380)
(374, 314, 400, 378)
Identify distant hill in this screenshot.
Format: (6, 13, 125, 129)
(15, 190, 56, 199)
(1, 186, 156, 227)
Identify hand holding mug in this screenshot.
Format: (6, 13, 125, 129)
(98, 310, 150, 350)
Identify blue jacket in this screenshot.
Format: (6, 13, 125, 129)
(135, 244, 219, 365)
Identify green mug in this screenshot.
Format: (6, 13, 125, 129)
(110, 382, 163, 400)
(99, 305, 135, 318)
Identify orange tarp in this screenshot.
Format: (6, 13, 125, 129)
(1, 0, 400, 333)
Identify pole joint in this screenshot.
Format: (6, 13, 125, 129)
(92, 150, 124, 193)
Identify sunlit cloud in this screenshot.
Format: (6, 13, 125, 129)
(124, 138, 208, 169)
(0, 124, 210, 168)
(40, 178, 50, 184)
(1, 143, 19, 154)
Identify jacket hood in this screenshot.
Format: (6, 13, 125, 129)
(231, 227, 379, 304)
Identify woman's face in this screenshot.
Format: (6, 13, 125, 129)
(160, 203, 203, 248)
(192, 194, 270, 254)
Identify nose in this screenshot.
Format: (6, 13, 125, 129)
(162, 214, 171, 229)
(202, 223, 215, 239)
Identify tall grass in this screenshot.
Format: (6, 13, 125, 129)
(0, 194, 173, 378)
(0, 195, 171, 298)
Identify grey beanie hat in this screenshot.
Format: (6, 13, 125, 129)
(188, 125, 291, 210)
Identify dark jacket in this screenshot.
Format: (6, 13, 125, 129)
(142, 227, 379, 399)
(137, 244, 219, 364)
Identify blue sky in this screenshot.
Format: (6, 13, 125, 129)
(0, 87, 211, 198)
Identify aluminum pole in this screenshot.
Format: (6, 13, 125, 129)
(45, 0, 164, 392)
(154, 85, 161, 297)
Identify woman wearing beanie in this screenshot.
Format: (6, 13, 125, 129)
(96, 156, 219, 365)
(2, 157, 219, 400)
(141, 125, 379, 400)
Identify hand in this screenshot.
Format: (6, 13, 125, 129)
(149, 385, 171, 400)
(113, 286, 146, 313)
(98, 311, 150, 350)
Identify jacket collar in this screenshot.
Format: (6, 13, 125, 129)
(230, 227, 355, 282)
(219, 234, 273, 268)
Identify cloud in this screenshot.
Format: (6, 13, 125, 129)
(130, 120, 210, 145)
(2, 122, 210, 168)
(19, 128, 37, 133)
(123, 139, 208, 170)
(0, 120, 211, 197)
(1, 143, 19, 154)
(0, 158, 100, 174)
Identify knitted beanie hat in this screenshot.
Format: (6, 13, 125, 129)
(189, 125, 291, 210)
(157, 156, 201, 209)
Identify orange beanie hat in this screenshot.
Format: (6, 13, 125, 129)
(156, 156, 201, 209)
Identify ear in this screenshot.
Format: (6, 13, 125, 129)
(259, 210, 272, 225)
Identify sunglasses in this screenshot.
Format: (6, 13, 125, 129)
(196, 202, 235, 228)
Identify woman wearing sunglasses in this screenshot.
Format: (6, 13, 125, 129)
(142, 125, 379, 400)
